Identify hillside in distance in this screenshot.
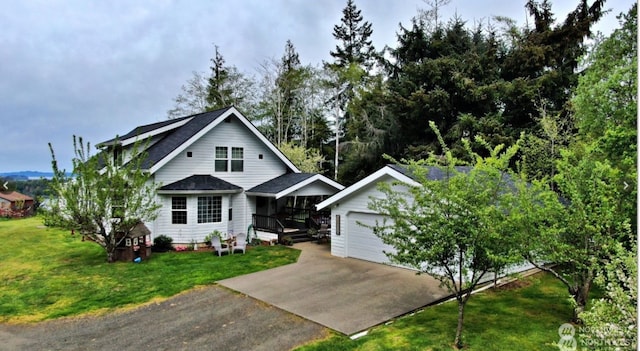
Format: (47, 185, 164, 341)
(0, 171, 56, 180)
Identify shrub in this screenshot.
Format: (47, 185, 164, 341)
(153, 235, 174, 252)
(204, 230, 222, 247)
(281, 235, 293, 246)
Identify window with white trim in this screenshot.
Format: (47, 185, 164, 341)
(198, 196, 222, 223)
(171, 197, 187, 224)
(215, 147, 228, 172)
(231, 147, 243, 172)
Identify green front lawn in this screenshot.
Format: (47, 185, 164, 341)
(297, 273, 576, 351)
(0, 216, 300, 323)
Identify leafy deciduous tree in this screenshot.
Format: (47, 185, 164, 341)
(511, 144, 629, 321)
(368, 122, 522, 348)
(277, 142, 325, 173)
(579, 242, 637, 349)
(167, 71, 209, 119)
(47, 136, 161, 263)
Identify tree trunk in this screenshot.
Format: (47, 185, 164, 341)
(454, 300, 465, 349)
(572, 279, 592, 322)
(107, 251, 116, 263)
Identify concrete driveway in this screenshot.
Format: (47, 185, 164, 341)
(219, 242, 448, 335)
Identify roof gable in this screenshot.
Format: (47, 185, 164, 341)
(0, 191, 33, 202)
(98, 106, 300, 174)
(316, 165, 418, 210)
(143, 108, 230, 170)
(317, 164, 513, 211)
(97, 115, 193, 148)
(247, 173, 344, 199)
(158, 175, 242, 194)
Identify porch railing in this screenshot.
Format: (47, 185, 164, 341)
(252, 214, 285, 235)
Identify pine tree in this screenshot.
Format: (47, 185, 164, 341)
(329, 0, 375, 70)
(207, 45, 234, 110)
(499, 0, 606, 137)
(327, 0, 377, 180)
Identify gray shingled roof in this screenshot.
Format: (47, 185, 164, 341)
(140, 107, 231, 169)
(387, 164, 472, 181)
(99, 115, 193, 146)
(158, 175, 242, 192)
(247, 173, 316, 194)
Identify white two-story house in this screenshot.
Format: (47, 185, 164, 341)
(97, 106, 343, 244)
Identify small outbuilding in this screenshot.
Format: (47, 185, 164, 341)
(316, 164, 536, 282)
(114, 222, 152, 262)
(316, 165, 420, 265)
(0, 191, 34, 218)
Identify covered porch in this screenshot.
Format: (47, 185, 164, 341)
(246, 173, 343, 243)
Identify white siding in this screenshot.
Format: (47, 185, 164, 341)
(154, 116, 288, 188)
(149, 115, 290, 243)
(154, 194, 232, 244)
(230, 192, 249, 235)
(328, 175, 403, 258)
(345, 212, 396, 264)
(285, 181, 341, 197)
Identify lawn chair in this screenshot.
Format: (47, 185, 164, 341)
(211, 236, 229, 256)
(317, 224, 329, 243)
(232, 233, 247, 254)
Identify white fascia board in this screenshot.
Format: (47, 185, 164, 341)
(97, 118, 192, 148)
(157, 189, 243, 195)
(147, 109, 236, 174)
(274, 174, 345, 199)
(316, 166, 419, 210)
(149, 107, 300, 175)
(120, 118, 192, 147)
(244, 192, 277, 198)
(231, 107, 300, 173)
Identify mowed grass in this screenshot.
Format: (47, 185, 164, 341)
(0, 217, 300, 323)
(296, 273, 576, 351)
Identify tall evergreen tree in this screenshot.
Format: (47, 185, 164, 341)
(386, 17, 503, 163)
(499, 0, 606, 137)
(329, 0, 375, 70)
(168, 45, 256, 119)
(327, 0, 377, 181)
(277, 40, 304, 143)
(207, 45, 235, 110)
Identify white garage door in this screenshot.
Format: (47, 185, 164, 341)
(346, 212, 396, 264)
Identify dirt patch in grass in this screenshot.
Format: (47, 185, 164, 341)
(494, 278, 532, 291)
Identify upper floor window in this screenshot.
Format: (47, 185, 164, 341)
(231, 147, 244, 172)
(215, 146, 244, 172)
(215, 147, 228, 172)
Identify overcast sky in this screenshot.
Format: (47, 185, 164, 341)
(0, 0, 634, 173)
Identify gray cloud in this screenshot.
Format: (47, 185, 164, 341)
(0, 0, 633, 172)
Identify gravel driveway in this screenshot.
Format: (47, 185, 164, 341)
(0, 285, 328, 351)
